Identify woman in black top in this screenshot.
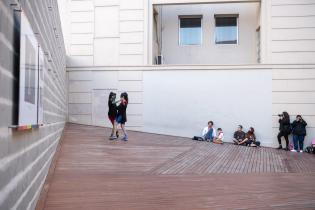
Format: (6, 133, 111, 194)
(110, 92, 128, 141)
(108, 92, 118, 138)
(277, 111, 291, 150)
(291, 115, 307, 152)
(238, 127, 256, 146)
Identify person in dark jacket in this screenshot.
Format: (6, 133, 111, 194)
(233, 125, 246, 145)
(108, 92, 119, 139)
(291, 115, 307, 152)
(110, 92, 128, 141)
(277, 111, 291, 150)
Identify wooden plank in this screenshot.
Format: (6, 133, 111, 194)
(38, 123, 315, 210)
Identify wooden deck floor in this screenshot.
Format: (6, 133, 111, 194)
(38, 123, 315, 210)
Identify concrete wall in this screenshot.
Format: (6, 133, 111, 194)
(67, 64, 315, 148)
(143, 68, 273, 145)
(267, 0, 315, 147)
(65, 0, 146, 67)
(0, 0, 66, 209)
(269, 0, 315, 64)
(159, 3, 260, 64)
(272, 65, 315, 147)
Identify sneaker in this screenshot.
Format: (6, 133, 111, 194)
(122, 135, 128, 141)
(300, 150, 303, 153)
(290, 149, 297, 152)
(109, 136, 117, 140)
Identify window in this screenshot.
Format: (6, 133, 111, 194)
(179, 16, 202, 45)
(215, 15, 238, 44)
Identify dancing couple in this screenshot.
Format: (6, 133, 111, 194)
(108, 92, 128, 141)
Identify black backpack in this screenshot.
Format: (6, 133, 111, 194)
(305, 146, 314, 154)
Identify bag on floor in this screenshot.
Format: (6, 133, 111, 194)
(192, 136, 204, 141)
(255, 141, 261, 147)
(305, 146, 314, 154)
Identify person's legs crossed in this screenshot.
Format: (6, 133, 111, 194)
(205, 128, 213, 142)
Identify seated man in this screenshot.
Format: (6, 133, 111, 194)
(233, 125, 246, 145)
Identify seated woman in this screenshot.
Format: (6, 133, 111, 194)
(213, 128, 224, 144)
(238, 127, 257, 147)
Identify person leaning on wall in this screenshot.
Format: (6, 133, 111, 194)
(277, 111, 291, 151)
(291, 115, 307, 153)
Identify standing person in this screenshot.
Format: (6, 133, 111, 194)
(291, 115, 307, 152)
(277, 111, 291, 150)
(238, 127, 257, 146)
(108, 92, 119, 139)
(110, 92, 128, 141)
(202, 121, 216, 142)
(232, 125, 246, 145)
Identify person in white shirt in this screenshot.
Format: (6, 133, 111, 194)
(202, 121, 216, 142)
(213, 128, 224, 144)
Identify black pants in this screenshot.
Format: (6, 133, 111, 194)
(277, 131, 289, 147)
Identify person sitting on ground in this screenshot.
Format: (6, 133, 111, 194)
(232, 125, 246, 145)
(193, 121, 216, 141)
(238, 127, 257, 147)
(202, 121, 216, 142)
(213, 128, 224, 144)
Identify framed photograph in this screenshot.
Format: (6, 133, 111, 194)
(18, 11, 39, 126)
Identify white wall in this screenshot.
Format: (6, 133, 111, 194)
(143, 69, 273, 145)
(67, 64, 315, 148)
(159, 3, 260, 64)
(65, 0, 146, 67)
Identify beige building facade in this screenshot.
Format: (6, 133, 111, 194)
(60, 0, 315, 146)
(0, 0, 314, 209)
(61, 0, 315, 147)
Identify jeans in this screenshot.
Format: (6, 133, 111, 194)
(204, 128, 214, 142)
(293, 135, 305, 151)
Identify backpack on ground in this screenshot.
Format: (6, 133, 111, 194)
(192, 136, 204, 141)
(305, 146, 315, 154)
